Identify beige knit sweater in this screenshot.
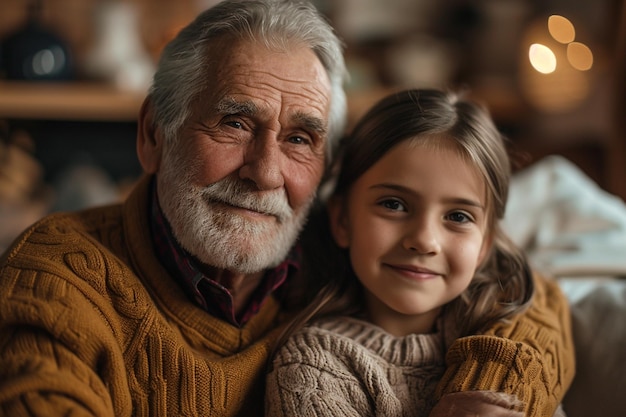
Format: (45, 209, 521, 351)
(267, 312, 570, 417)
(266, 316, 450, 417)
(0, 175, 575, 417)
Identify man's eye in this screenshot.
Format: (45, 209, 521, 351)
(288, 136, 310, 145)
(225, 121, 244, 129)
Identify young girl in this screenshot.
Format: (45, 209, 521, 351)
(266, 89, 554, 417)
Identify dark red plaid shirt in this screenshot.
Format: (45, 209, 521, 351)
(149, 180, 299, 327)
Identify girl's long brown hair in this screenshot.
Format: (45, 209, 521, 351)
(273, 89, 534, 362)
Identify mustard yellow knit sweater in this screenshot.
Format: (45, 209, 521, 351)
(0, 175, 574, 417)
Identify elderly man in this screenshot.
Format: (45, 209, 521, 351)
(0, 1, 573, 416)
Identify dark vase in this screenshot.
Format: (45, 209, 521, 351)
(1, 1, 74, 81)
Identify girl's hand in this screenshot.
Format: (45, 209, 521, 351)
(429, 391, 524, 417)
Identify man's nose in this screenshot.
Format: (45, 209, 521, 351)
(239, 133, 284, 190)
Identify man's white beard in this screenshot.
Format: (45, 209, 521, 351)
(157, 155, 313, 274)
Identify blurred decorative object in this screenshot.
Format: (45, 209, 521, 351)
(386, 35, 458, 88)
(332, 0, 436, 42)
(519, 14, 595, 113)
(0, 128, 44, 204)
(0, 125, 52, 252)
(51, 162, 121, 212)
(84, 0, 154, 92)
(0, 0, 73, 81)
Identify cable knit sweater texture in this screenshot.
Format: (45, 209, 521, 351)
(267, 313, 570, 417)
(266, 316, 451, 417)
(0, 175, 575, 417)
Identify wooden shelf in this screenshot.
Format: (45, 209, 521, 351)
(0, 81, 145, 122)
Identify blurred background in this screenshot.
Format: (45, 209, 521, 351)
(0, 0, 625, 251)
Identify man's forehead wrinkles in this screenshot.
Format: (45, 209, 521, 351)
(232, 66, 326, 89)
(225, 66, 329, 97)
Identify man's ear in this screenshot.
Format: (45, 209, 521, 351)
(136, 97, 163, 174)
(328, 197, 350, 248)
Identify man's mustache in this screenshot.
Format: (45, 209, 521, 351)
(201, 177, 293, 222)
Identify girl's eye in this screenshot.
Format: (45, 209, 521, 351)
(380, 199, 406, 212)
(447, 211, 472, 223)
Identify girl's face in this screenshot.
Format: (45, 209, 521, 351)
(330, 138, 492, 336)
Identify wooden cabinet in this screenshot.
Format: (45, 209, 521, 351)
(0, 81, 144, 121)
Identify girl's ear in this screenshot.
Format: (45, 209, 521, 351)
(137, 97, 163, 174)
(327, 196, 350, 248)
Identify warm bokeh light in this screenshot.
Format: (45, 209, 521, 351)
(529, 43, 557, 74)
(567, 42, 594, 71)
(548, 15, 576, 44)
(520, 16, 593, 113)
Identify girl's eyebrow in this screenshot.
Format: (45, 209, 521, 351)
(370, 183, 485, 210)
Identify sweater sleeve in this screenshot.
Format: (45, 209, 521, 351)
(434, 273, 575, 417)
(266, 360, 367, 417)
(0, 233, 131, 416)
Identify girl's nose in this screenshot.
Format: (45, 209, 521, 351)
(402, 219, 441, 255)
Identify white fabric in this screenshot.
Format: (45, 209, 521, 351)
(503, 155, 626, 277)
(503, 156, 626, 417)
